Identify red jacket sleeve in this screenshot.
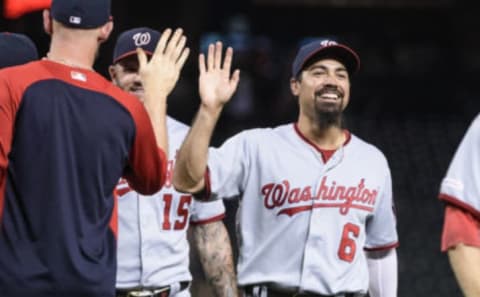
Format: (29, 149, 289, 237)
(0, 70, 21, 217)
(120, 91, 167, 195)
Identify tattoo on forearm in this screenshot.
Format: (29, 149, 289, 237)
(193, 221, 239, 297)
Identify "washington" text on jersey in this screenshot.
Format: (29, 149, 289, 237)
(261, 176, 378, 216)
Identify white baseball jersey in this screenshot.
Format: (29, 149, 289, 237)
(440, 114, 480, 217)
(203, 123, 398, 295)
(115, 117, 226, 294)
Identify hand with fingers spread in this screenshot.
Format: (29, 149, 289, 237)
(198, 41, 240, 112)
(138, 27, 190, 106)
(136, 27, 190, 155)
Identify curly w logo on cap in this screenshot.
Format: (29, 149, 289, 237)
(112, 27, 161, 64)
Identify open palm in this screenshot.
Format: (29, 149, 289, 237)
(138, 28, 190, 98)
(198, 42, 240, 110)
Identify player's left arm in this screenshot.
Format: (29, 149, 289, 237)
(366, 248, 398, 297)
(365, 164, 398, 297)
(191, 220, 238, 297)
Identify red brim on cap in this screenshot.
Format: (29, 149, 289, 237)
(113, 50, 154, 64)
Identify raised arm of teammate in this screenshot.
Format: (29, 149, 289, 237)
(138, 27, 189, 158)
(173, 41, 239, 194)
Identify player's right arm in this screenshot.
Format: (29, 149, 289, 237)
(138, 27, 189, 158)
(173, 42, 240, 194)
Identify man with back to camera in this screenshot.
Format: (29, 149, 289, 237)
(0, 0, 189, 296)
(173, 39, 398, 297)
(109, 27, 238, 297)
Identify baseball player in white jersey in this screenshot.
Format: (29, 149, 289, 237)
(439, 114, 480, 297)
(109, 27, 238, 297)
(173, 39, 399, 297)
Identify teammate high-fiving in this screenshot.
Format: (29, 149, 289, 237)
(174, 38, 399, 297)
(110, 27, 238, 297)
(174, 42, 240, 195)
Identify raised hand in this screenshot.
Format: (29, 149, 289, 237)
(138, 28, 190, 101)
(198, 41, 240, 111)
(136, 28, 189, 156)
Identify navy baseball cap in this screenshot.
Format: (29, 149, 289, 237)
(292, 38, 360, 77)
(51, 0, 111, 29)
(0, 32, 38, 68)
(113, 27, 161, 64)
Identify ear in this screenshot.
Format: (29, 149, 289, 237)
(290, 77, 300, 96)
(43, 9, 52, 35)
(98, 20, 114, 43)
(108, 65, 117, 82)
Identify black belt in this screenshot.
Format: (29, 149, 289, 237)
(243, 284, 362, 297)
(116, 281, 190, 297)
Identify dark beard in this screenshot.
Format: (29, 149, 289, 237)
(316, 109, 343, 130)
(313, 85, 344, 129)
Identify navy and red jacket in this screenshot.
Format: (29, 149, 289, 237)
(0, 60, 167, 297)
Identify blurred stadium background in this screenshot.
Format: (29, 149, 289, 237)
(2, 0, 478, 296)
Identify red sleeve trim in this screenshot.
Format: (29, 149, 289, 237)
(190, 213, 225, 226)
(439, 193, 480, 220)
(126, 146, 167, 195)
(364, 242, 399, 251)
(441, 204, 480, 251)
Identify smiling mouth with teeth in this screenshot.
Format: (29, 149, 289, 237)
(317, 93, 342, 102)
(321, 93, 339, 99)
(315, 87, 343, 100)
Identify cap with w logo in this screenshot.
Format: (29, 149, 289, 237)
(291, 38, 360, 77)
(112, 27, 161, 64)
